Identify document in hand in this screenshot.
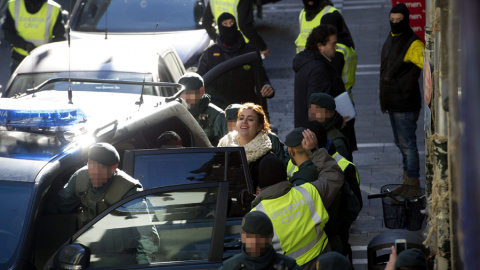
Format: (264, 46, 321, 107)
(334, 92, 356, 122)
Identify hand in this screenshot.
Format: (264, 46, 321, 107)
(385, 246, 397, 270)
(260, 84, 274, 97)
(341, 116, 349, 129)
(25, 42, 36, 53)
(301, 129, 318, 151)
(260, 48, 271, 57)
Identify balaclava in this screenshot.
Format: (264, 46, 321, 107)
(390, 3, 410, 34)
(302, 0, 321, 11)
(25, 0, 45, 13)
(218, 12, 239, 46)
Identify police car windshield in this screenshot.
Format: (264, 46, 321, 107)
(0, 181, 33, 268)
(7, 71, 155, 97)
(71, 0, 202, 32)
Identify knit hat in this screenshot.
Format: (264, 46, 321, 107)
(395, 248, 426, 268)
(178, 72, 204, 91)
(309, 93, 336, 110)
(225, 103, 242, 120)
(284, 127, 306, 147)
(242, 211, 273, 236)
(258, 155, 287, 188)
(316, 252, 351, 270)
(88, 143, 120, 166)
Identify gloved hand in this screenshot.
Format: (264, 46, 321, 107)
(25, 42, 36, 53)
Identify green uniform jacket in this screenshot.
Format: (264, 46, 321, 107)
(189, 94, 228, 146)
(220, 245, 302, 270)
(288, 159, 318, 186)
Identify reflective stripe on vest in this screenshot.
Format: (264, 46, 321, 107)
(336, 43, 357, 96)
(10, 0, 60, 56)
(332, 152, 359, 184)
(286, 159, 299, 179)
(294, 5, 338, 53)
(210, 0, 249, 43)
(253, 184, 329, 265)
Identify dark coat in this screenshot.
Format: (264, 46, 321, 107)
(293, 49, 346, 127)
(196, 33, 273, 110)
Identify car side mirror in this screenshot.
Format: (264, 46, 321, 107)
(53, 244, 90, 270)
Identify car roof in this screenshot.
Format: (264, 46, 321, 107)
(13, 39, 178, 75)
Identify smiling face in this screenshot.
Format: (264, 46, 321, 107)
(236, 109, 263, 145)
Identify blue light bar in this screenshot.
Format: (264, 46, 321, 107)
(0, 99, 87, 128)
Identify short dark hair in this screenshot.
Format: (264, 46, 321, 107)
(305, 25, 337, 51)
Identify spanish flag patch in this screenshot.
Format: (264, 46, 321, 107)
(213, 52, 221, 57)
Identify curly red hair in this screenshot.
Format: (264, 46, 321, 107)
(237, 103, 272, 133)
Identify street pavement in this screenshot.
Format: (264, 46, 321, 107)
(0, 1, 426, 268)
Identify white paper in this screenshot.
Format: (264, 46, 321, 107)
(334, 92, 357, 122)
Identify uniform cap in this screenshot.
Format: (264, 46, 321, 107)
(284, 127, 306, 147)
(178, 72, 204, 91)
(316, 251, 351, 270)
(395, 248, 426, 268)
(88, 143, 120, 166)
(225, 104, 242, 120)
(242, 211, 273, 236)
(309, 93, 336, 110)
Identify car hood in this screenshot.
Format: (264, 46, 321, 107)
(70, 30, 211, 67)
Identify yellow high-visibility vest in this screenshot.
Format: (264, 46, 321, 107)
(9, 0, 61, 56)
(294, 5, 338, 53)
(252, 183, 329, 266)
(336, 43, 357, 99)
(210, 0, 249, 43)
(332, 152, 359, 184)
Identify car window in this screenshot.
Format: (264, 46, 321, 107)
(7, 71, 156, 97)
(72, 185, 221, 268)
(128, 149, 252, 217)
(72, 0, 204, 32)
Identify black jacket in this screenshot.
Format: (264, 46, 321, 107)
(380, 32, 422, 112)
(202, 0, 268, 51)
(293, 49, 346, 127)
(197, 34, 273, 110)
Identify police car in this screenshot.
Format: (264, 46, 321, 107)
(0, 75, 256, 269)
(67, 0, 211, 68)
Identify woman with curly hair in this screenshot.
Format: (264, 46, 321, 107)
(218, 102, 275, 188)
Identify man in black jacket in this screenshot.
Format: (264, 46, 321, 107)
(380, 4, 424, 192)
(197, 12, 274, 111)
(293, 24, 345, 127)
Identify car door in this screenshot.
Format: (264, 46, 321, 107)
(45, 182, 229, 270)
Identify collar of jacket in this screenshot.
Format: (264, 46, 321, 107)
(188, 94, 210, 117)
(240, 244, 276, 269)
(216, 32, 246, 53)
(252, 181, 292, 208)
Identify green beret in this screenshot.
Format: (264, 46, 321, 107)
(395, 248, 426, 268)
(316, 252, 351, 270)
(224, 103, 242, 120)
(88, 143, 120, 166)
(309, 93, 336, 110)
(242, 211, 273, 236)
(178, 72, 204, 91)
(284, 127, 306, 147)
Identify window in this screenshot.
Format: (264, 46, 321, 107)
(73, 186, 220, 268)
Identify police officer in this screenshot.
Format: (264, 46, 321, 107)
(197, 12, 274, 111)
(251, 130, 344, 270)
(179, 73, 228, 146)
(2, 0, 66, 73)
(203, 0, 270, 56)
(284, 127, 319, 186)
(219, 211, 302, 270)
(54, 143, 143, 229)
(295, 0, 353, 53)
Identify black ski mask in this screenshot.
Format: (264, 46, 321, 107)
(389, 4, 410, 34)
(302, 0, 321, 11)
(218, 12, 239, 46)
(25, 0, 45, 13)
